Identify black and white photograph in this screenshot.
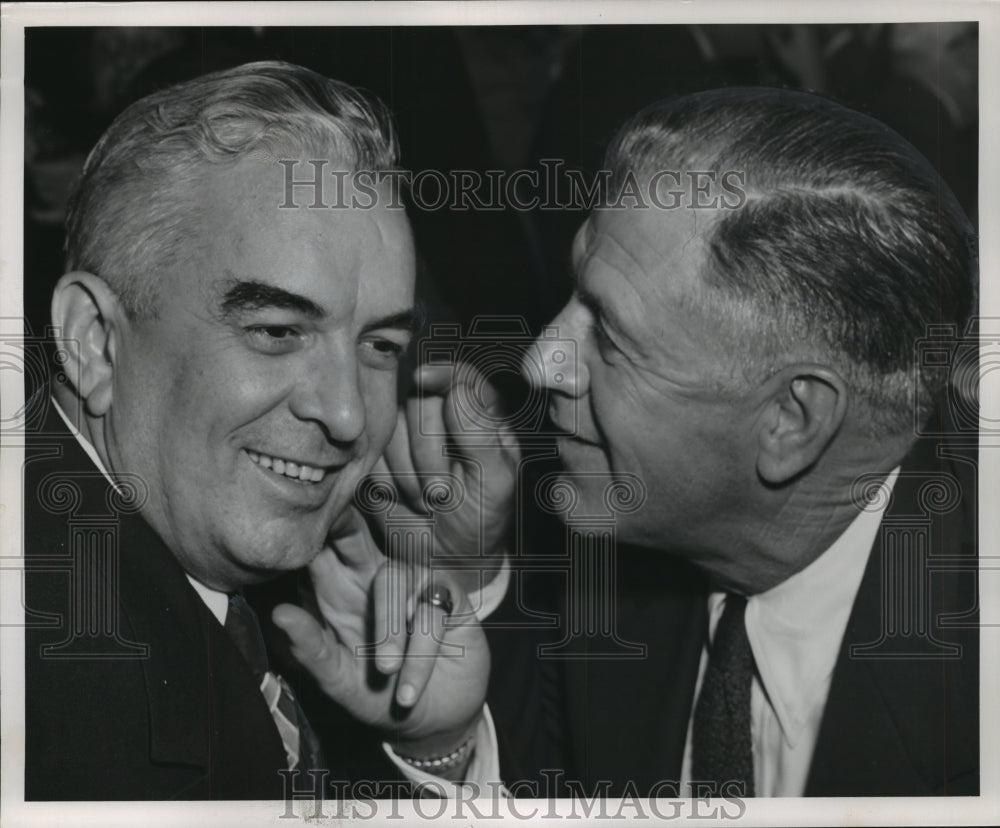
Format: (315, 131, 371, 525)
(1, 2, 996, 826)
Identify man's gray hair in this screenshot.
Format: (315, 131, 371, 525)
(65, 60, 398, 317)
(605, 87, 977, 439)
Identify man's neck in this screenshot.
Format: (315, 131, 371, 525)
(52, 385, 232, 621)
(709, 456, 903, 596)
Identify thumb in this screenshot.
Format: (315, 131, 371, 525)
(324, 506, 383, 573)
(442, 366, 507, 460)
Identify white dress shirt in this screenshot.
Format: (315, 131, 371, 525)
(681, 468, 900, 796)
(52, 398, 502, 794)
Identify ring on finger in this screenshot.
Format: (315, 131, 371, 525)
(418, 584, 454, 616)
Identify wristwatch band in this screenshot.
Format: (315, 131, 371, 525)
(396, 736, 475, 772)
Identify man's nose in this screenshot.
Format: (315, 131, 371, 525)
(289, 350, 366, 444)
(521, 303, 588, 397)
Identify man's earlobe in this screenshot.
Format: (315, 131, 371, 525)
(50, 272, 125, 418)
(756, 367, 848, 485)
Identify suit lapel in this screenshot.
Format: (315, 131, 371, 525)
(33, 402, 289, 792)
(807, 429, 978, 795)
(115, 510, 220, 769)
(561, 552, 707, 793)
(114, 481, 290, 794)
(805, 540, 925, 795)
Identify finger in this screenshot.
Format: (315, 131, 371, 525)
(417, 361, 504, 417)
(309, 516, 383, 622)
(394, 579, 448, 708)
(413, 361, 516, 473)
(323, 507, 383, 573)
(372, 561, 412, 675)
(442, 364, 509, 456)
(414, 362, 457, 395)
(414, 361, 473, 454)
(406, 391, 451, 477)
(307, 546, 363, 624)
(381, 410, 425, 504)
(272, 603, 346, 695)
(363, 458, 392, 545)
(396, 573, 480, 708)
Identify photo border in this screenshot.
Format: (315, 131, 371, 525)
(2, 2, 996, 826)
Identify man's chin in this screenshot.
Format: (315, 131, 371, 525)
(219, 529, 329, 583)
(325, 506, 360, 541)
(226, 550, 320, 587)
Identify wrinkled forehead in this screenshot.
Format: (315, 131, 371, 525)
(155, 155, 413, 301)
(199, 152, 411, 243)
(205, 145, 401, 207)
(576, 204, 722, 297)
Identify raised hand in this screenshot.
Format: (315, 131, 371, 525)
(272, 509, 490, 775)
(362, 362, 520, 595)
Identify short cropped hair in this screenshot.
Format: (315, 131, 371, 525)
(65, 61, 398, 318)
(605, 87, 977, 438)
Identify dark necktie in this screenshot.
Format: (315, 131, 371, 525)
(691, 594, 755, 796)
(224, 593, 324, 772)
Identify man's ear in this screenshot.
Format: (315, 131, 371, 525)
(755, 365, 848, 485)
(50, 272, 127, 418)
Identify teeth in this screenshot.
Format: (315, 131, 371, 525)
(246, 450, 327, 484)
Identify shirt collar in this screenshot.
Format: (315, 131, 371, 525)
(51, 395, 229, 624)
(741, 467, 900, 748)
(187, 577, 230, 624)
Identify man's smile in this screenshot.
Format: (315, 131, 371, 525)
(244, 448, 347, 485)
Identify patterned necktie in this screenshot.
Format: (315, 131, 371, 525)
(224, 593, 324, 772)
(692, 594, 755, 796)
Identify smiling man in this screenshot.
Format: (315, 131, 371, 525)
(73, 148, 417, 589)
(24, 62, 499, 800)
(504, 87, 979, 797)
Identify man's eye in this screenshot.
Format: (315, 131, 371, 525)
(245, 325, 302, 354)
(591, 316, 615, 352)
(360, 337, 407, 368)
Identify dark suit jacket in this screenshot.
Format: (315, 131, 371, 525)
(23, 399, 397, 799)
(489, 419, 979, 797)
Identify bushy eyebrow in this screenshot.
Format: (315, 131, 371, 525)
(218, 277, 422, 333)
(219, 279, 326, 318)
(363, 308, 422, 334)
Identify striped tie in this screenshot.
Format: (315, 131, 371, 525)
(259, 672, 303, 769)
(225, 593, 323, 772)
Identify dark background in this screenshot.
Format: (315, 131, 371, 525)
(24, 24, 979, 339)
